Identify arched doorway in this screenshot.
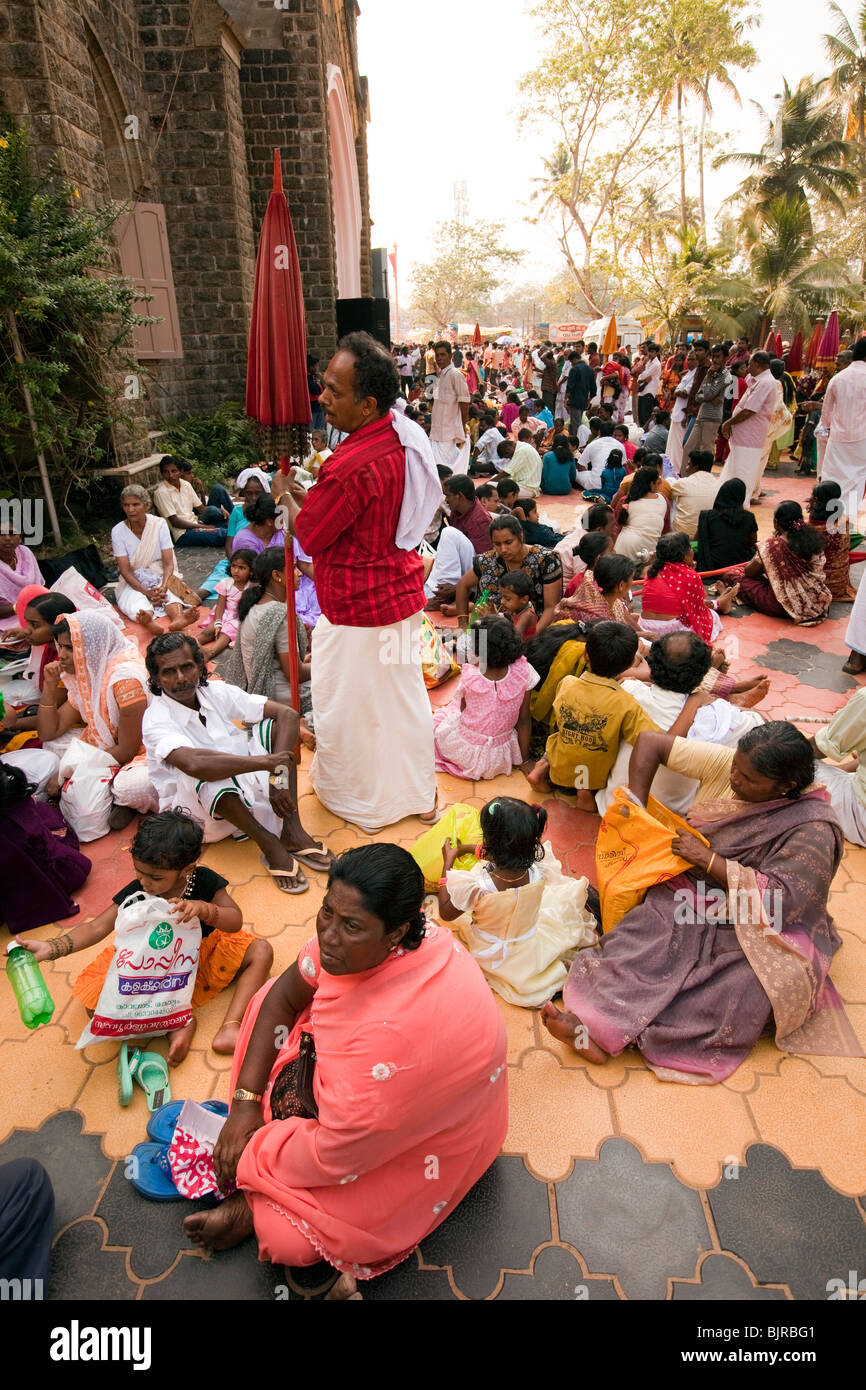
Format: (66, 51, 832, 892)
(326, 64, 362, 299)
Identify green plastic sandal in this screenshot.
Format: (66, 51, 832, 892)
(118, 1043, 133, 1108)
(128, 1049, 171, 1112)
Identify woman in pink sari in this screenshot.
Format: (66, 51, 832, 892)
(185, 843, 507, 1297)
(0, 531, 43, 637)
(543, 722, 860, 1083)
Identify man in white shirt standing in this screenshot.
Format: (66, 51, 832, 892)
(717, 351, 778, 503)
(821, 336, 866, 513)
(430, 340, 471, 473)
(637, 342, 662, 428)
(668, 353, 696, 472)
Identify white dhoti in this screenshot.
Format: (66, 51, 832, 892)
(153, 719, 280, 842)
(431, 438, 471, 475)
(424, 528, 476, 598)
(718, 445, 764, 504)
(310, 611, 436, 832)
(667, 418, 685, 473)
(845, 573, 866, 655)
(821, 437, 866, 513)
(813, 762, 866, 847)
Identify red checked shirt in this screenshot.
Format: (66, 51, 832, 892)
(292, 414, 426, 628)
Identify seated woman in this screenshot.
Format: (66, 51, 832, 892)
(452, 515, 563, 637)
(555, 531, 613, 621)
(808, 480, 856, 602)
(227, 547, 314, 742)
(695, 479, 758, 573)
(111, 485, 198, 638)
(540, 435, 578, 495)
(641, 532, 739, 644)
(230, 494, 285, 556)
(722, 500, 831, 626)
(0, 529, 43, 643)
(613, 466, 668, 565)
(183, 844, 508, 1297)
(200, 468, 273, 599)
(0, 590, 76, 751)
(437, 797, 597, 1008)
(544, 722, 856, 1083)
(0, 760, 91, 933)
(35, 611, 156, 832)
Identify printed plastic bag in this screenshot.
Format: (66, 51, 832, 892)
(419, 615, 459, 688)
(59, 740, 118, 842)
(595, 788, 710, 932)
(76, 892, 202, 1048)
(50, 567, 125, 629)
(411, 802, 483, 890)
(168, 1100, 229, 1201)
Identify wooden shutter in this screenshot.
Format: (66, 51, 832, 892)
(117, 202, 183, 360)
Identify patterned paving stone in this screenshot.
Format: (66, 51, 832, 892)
(498, 1245, 621, 1300)
(758, 638, 857, 693)
(363, 1253, 458, 1301)
(555, 1138, 712, 1300)
(141, 1246, 281, 1301)
(49, 1218, 139, 1301)
(706, 1143, 866, 1301)
(0, 1111, 112, 1235)
(416, 1155, 551, 1299)
(93, 1163, 215, 1282)
(671, 1253, 789, 1301)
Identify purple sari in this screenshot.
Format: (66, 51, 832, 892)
(0, 798, 91, 933)
(565, 790, 861, 1084)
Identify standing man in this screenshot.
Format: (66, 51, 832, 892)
(281, 333, 439, 833)
(821, 336, 866, 512)
(684, 344, 728, 465)
(718, 350, 778, 502)
(681, 338, 711, 452)
(540, 351, 559, 413)
(667, 349, 696, 472)
(636, 342, 662, 427)
(565, 350, 596, 436)
(430, 339, 471, 474)
(397, 346, 414, 397)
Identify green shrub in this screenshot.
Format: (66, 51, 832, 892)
(157, 402, 260, 489)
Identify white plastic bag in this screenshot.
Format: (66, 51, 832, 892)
(59, 740, 118, 842)
(77, 892, 202, 1048)
(50, 568, 125, 629)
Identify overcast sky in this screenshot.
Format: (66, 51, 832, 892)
(357, 0, 844, 311)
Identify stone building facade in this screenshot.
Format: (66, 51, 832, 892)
(0, 0, 372, 447)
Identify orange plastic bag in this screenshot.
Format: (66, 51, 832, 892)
(595, 787, 710, 932)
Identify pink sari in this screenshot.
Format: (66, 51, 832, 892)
(234, 923, 507, 1277)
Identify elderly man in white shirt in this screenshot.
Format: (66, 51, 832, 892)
(667, 359, 696, 472)
(821, 337, 866, 511)
(142, 632, 331, 894)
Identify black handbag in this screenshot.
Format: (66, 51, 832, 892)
(268, 1031, 319, 1120)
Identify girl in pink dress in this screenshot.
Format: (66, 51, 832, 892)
(433, 615, 539, 779)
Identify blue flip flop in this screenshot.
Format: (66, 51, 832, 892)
(146, 1099, 229, 1147)
(128, 1142, 182, 1202)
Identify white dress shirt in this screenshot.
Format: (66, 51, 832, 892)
(638, 358, 662, 396)
(821, 361, 866, 443)
(143, 681, 268, 805)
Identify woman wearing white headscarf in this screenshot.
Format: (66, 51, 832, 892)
(200, 468, 274, 599)
(36, 610, 156, 830)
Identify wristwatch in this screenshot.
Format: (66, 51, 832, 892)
(232, 1088, 263, 1104)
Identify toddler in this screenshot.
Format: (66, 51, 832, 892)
(499, 570, 537, 639)
(199, 548, 254, 660)
(433, 615, 539, 779)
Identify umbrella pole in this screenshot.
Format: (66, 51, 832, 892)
(283, 528, 302, 765)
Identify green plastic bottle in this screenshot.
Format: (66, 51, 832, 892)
(467, 588, 492, 629)
(6, 943, 55, 1029)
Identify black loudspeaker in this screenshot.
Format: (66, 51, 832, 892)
(371, 247, 389, 301)
(336, 297, 391, 348)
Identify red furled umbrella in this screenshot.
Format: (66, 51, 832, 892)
(246, 149, 311, 735)
(786, 328, 803, 376)
(472, 322, 482, 347)
(816, 310, 840, 372)
(763, 329, 777, 352)
(804, 321, 823, 368)
(774, 332, 783, 359)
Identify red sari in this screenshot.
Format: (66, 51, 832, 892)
(641, 562, 714, 642)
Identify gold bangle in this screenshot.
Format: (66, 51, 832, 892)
(706, 852, 717, 876)
(39, 702, 56, 709)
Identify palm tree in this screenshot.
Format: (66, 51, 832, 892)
(727, 196, 860, 341)
(530, 146, 572, 218)
(823, 1, 866, 274)
(716, 77, 858, 226)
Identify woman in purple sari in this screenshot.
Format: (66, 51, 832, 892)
(543, 722, 860, 1084)
(0, 761, 91, 934)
